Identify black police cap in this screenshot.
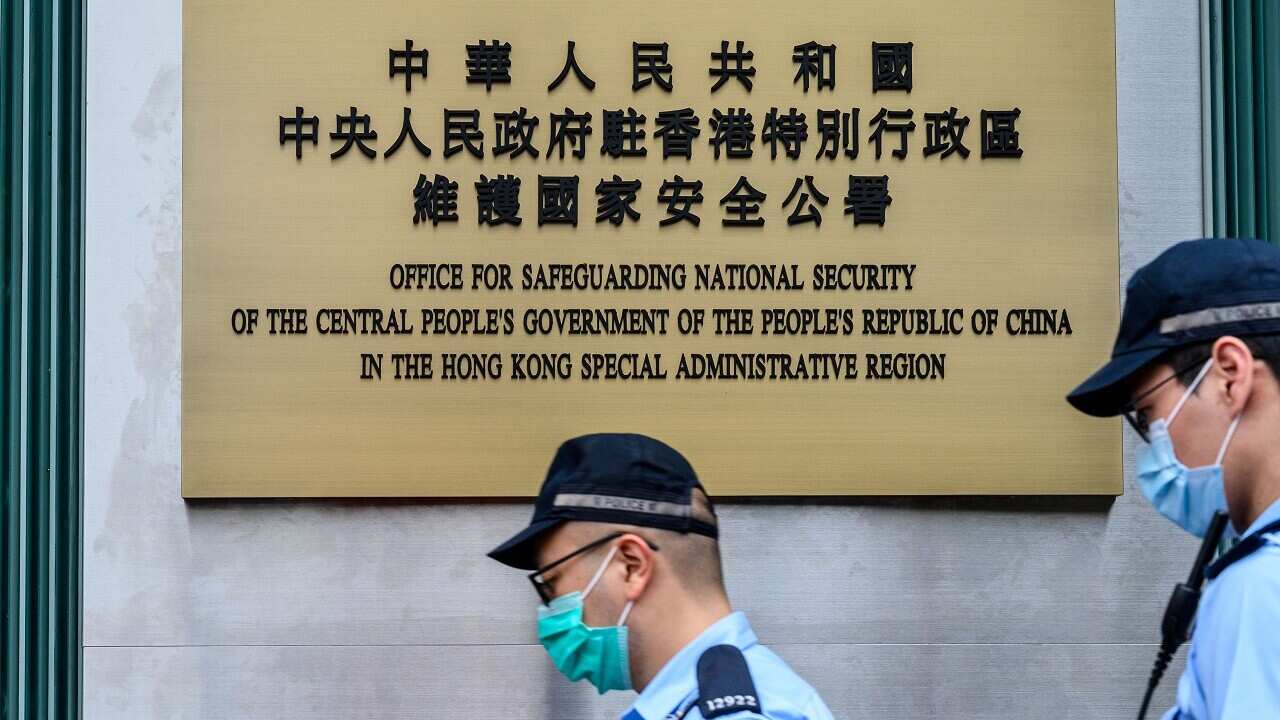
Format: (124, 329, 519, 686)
(487, 433, 718, 570)
(1068, 237, 1280, 417)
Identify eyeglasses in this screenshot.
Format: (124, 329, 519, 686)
(1119, 359, 1209, 442)
(527, 531, 660, 605)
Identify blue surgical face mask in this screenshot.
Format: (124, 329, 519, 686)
(536, 546, 635, 694)
(1136, 359, 1242, 538)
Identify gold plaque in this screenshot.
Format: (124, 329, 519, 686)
(183, 0, 1120, 497)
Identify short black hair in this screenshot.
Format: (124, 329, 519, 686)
(1159, 334, 1280, 386)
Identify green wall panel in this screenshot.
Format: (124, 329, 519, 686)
(1, 1, 84, 718)
(1206, 0, 1280, 241)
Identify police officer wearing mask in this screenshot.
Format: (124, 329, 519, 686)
(1067, 238, 1280, 719)
(488, 433, 834, 720)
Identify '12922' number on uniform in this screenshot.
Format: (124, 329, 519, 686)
(703, 695, 758, 714)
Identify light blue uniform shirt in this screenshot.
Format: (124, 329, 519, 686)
(621, 611, 833, 720)
(1163, 498, 1280, 720)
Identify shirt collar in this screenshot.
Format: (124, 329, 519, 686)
(622, 611, 758, 720)
(1242, 497, 1280, 538)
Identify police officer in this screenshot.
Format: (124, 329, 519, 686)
(1067, 238, 1280, 719)
(488, 433, 834, 720)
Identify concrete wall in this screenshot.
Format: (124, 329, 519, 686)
(82, 1, 1207, 717)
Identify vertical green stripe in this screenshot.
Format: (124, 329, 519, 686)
(1253, 0, 1269, 241)
(0, 0, 25, 714)
(1210, 0, 1228, 237)
(27, 1, 54, 717)
(54, 2, 84, 715)
(1264, 0, 1280, 243)
(1233, 0, 1257, 237)
(1203, 0, 1214, 236)
(1224, 0, 1239, 236)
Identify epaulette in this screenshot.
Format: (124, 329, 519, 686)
(695, 645, 762, 719)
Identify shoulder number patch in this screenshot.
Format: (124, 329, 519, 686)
(696, 645, 762, 719)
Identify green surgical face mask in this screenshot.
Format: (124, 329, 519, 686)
(536, 546, 635, 694)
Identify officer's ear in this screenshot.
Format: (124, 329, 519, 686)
(1211, 336, 1254, 416)
(615, 533, 656, 601)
